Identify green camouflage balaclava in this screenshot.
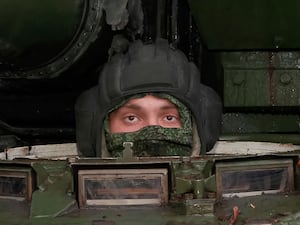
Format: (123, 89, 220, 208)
(104, 93, 193, 157)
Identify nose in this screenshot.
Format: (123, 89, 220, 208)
(145, 117, 160, 127)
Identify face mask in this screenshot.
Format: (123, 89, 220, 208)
(105, 125, 192, 157)
(104, 94, 193, 157)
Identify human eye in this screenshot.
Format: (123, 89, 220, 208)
(160, 113, 181, 128)
(124, 114, 139, 123)
(164, 115, 178, 122)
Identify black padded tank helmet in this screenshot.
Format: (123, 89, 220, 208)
(75, 39, 222, 157)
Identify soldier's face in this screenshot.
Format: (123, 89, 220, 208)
(109, 95, 182, 133)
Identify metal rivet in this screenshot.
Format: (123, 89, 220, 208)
(280, 73, 292, 85)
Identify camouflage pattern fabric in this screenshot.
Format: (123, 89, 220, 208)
(104, 93, 193, 157)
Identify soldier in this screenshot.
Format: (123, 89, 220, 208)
(75, 39, 222, 157)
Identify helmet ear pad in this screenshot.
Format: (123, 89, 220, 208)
(75, 86, 101, 157)
(75, 39, 222, 157)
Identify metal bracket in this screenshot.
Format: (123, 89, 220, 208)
(122, 142, 133, 160)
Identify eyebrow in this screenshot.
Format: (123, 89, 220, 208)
(159, 105, 178, 110)
(122, 103, 178, 110)
(121, 104, 142, 110)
